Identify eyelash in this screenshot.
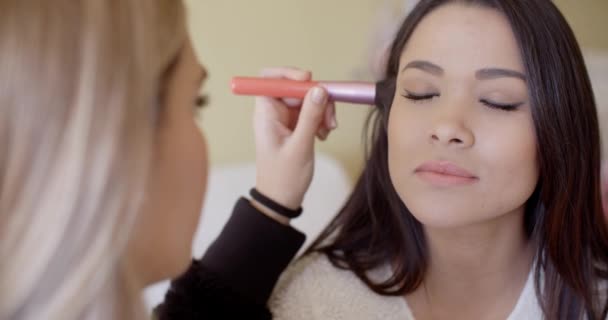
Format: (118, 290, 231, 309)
(194, 95, 209, 109)
(479, 99, 521, 111)
(403, 91, 439, 102)
(401, 91, 522, 111)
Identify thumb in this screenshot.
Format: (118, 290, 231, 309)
(292, 86, 328, 147)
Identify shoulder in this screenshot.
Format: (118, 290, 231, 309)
(269, 253, 348, 310)
(268, 253, 337, 319)
(271, 252, 374, 297)
(279, 252, 349, 283)
(269, 253, 411, 320)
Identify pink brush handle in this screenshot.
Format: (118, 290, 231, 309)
(231, 77, 317, 100)
(231, 77, 376, 105)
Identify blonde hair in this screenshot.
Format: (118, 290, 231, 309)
(0, 0, 186, 319)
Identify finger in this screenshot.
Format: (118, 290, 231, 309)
(253, 96, 290, 143)
(313, 101, 336, 141)
(316, 127, 330, 141)
(324, 101, 337, 130)
(282, 97, 303, 107)
(254, 96, 286, 123)
(292, 86, 328, 147)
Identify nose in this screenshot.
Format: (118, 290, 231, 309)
(429, 105, 474, 149)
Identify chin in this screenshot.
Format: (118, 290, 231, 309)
(410, 210, 480, 229)
(145, 245, 193, 285)
(403, 198, 486, 229)
(167, 247, 194, 278)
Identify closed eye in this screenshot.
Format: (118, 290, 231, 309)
(480, 99, 522, 111)
(402, 90, 440, 102)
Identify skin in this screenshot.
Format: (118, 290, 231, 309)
(387, 4, 538, 319)
(127, 37, 209, 284)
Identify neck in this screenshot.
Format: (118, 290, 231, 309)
(420, 206, 535, 318)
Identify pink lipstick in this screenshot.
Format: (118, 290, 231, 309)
(415, 161, 478, 187)
(231, 77, 377, 105)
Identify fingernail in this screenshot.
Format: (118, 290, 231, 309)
(319, 128, 329, 140)
(312, 87, 327, 104)
(330, 116, 338, 129)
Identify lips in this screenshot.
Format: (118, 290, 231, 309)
(414, 160, 478, 186)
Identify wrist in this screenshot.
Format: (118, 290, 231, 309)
(254, 184, 302, 210)
(249, 198, 291, 226)
(249, 188, 303, 219)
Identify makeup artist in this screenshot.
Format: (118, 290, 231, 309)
(154, 66, 337, 320)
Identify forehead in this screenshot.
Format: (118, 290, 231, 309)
(400, 3, 524, 73)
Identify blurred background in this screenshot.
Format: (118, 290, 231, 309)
(185, 0, 608, 181)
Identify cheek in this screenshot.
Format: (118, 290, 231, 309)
(387, 104, 428, 183)
(191, 123, 209, 212)
(133, 115, 209, 281)
(476, 118, 538, 213)
(156, 118, 208, 221)
(162, 115, 209, 276)
(171, 119, 208, 248)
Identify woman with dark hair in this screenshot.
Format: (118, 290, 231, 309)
(270, 0, 608, 319)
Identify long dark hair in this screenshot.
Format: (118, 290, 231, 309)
(309, 0, 608, 318)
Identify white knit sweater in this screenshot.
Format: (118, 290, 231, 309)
(270, 254, 606, 320)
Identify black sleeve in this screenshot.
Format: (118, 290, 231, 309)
(155, 197, 306, 320)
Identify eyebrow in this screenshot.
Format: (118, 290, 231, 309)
(401, 60, 443, 76)
(400, 60, 526, 81)
(476, 68, 526, 81)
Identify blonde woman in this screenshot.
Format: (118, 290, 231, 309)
(0, 1, 336, 319)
